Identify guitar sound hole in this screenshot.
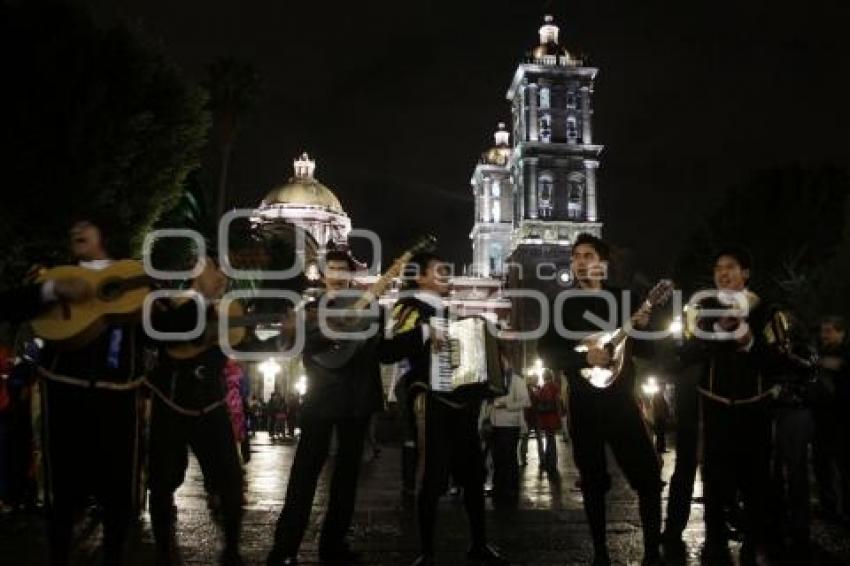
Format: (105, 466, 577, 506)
(98, 279, 124, 301)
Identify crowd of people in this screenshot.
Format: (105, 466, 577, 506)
(0, 218, 849, 566)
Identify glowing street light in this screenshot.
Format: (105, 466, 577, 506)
(642, 375, 660, 396)
(259, 358, 281, 401)
(668, 315, 683, 337)
(295, 374, 308, 396)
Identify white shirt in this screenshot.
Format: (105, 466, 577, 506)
(490, 371, 532, 428)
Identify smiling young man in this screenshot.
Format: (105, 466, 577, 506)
(537, 233, 662, 566)
(679, 247, 783, 564)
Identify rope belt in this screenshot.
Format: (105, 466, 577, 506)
(36, 366, 145, 391)
(144, 378, 225, 418)
(36, 367, 224, 418)
(697, 386, 777, 407)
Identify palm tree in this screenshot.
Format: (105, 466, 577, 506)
(204, 57, 260, 218)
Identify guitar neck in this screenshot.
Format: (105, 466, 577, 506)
(350, 252, 413, 310)
(609, 299, 653, 348)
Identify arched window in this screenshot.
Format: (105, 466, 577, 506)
(540, 86, 551, 109)
(567, 116, 579, 143)
(489, 243, 503, 275)
(538, 172, 554, 218)
(539, 114, 552, 143)
(567, 173, 585, 219)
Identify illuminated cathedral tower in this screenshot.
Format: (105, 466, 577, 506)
(470, 15, 604, 284)
(507, 14, 603, 279)
(470, 123, 514, 277)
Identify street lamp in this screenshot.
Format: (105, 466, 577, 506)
(668, 315, 683, 338)
(641, 375, 660, 397)
(259, 358, 281, 401)
(295, 374, 308, 396)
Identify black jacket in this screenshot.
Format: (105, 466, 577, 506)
(298, 293, 424, 419)
(146, 298, 231, 410)
(678, 294, 807, 405)
(390, 293, 493, 408)
(537, 285, 653, 398)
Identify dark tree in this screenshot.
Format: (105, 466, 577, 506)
(673, 165, 850, 323)
(204, 57, 260, 218)
(0, 0, 209, 284)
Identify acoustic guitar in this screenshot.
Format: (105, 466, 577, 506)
(30, 260, 152, 349)
(308, 234, 437, 370)
(164, 300, 284, 360)
(573, 279, 674, 388)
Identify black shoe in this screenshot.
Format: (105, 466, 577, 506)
(660, 532, 686, 565)
(591, 549, 611, 566)
(411, 554, 434, 566)
(700, 540, 731, 566)
(266, 549, 298, 566)
(319, 545, 361, 565)
(468, 543, 509, 565)
(220, 549, 244, 566)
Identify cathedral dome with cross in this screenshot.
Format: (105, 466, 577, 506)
(255, 152, 351, 249)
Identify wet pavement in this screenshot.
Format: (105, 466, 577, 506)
(3, 431, 850, 565)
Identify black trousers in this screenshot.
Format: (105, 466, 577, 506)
(42, 382, 139, 566)
(569, 389, 662, 556)
(665, 369, 700, 536)
(812, 406, 850, 515)
(771, 406, 814, 543)
(701, 399, 771, 547)
(491, 426, 520, 501)
(417, 397, 487, 554)
(148, 400, 243, 561)
(270, 415, 370, 558)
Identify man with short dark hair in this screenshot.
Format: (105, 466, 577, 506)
(814, 315, 850, 522)
(392, 252, 506, 566)
(680, 246, 797, 564)
(538, 233, 663, 566)
(267, 250, 424, 566)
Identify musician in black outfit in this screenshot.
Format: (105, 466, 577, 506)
(679, 247, 795, 565)
(814, 316, 850, 522)
(146, 256, 245, 566)
(391, 252, 507, 566)
(37, 217, 146, 566)
(661, 360, 701, 551)
(266, 250, 425, 566)
(537, 234, 662, 566)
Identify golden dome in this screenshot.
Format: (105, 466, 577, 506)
(262, 153, 344, 213)
(481, 122, 511, 166)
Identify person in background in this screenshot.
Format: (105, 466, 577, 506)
(489, 352, 531, 505)
(533, 369, 562, 476)
(814, 316, 850, 522)
(650, 390, 669, 454)
(520, 373, 542, 467)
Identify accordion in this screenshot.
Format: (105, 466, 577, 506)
(429, 316, 505, 397)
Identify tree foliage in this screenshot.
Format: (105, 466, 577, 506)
(673, 165, 850, 323)
(0, 0, 209, 284)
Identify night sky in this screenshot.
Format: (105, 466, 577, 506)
(89, 0, 850, 276)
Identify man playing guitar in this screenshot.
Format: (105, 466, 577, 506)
(146, 255, 246, 566)
(537, 233, 663, 566)
(266, 250, 425, 566)
(36, 216, 146, 566)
